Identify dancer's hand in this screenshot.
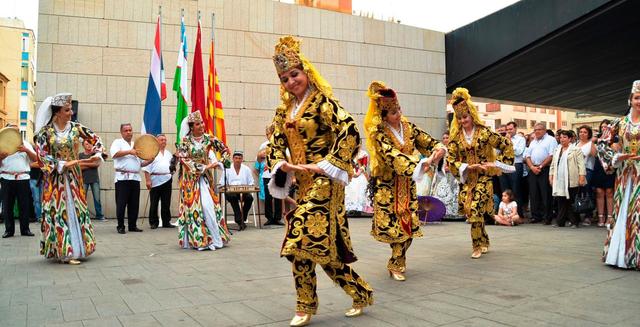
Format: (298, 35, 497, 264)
(299, 163, 324, 174)
(280, 162, 306, 173)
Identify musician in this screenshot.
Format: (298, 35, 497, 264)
(221, 150, 254, 231)
(35, 92, 104, 264)
(0, 124, 37, 238)
(110, 123, 150, 234)
(142, 134, 174, 229)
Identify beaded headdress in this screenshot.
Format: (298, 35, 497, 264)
(51, 93, 72, 107)
(187, 111, 203, 124)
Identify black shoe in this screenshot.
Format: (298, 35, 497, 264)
(129, 227, 143, 232)
(2, 232, 13, 238)
(117, 227, 126, 234)
(150, 225, 158, 229)
(275, 221, 285, 225)
(264, 221, 274, 226)
(529, 219, 541, 224)
(162, 224, 175, 228)
(21, 231, 35, 236)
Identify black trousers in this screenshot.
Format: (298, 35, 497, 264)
(528, 167, 552, 222)
(556, 187, 579, 227)
(1, 179, 31, 235)
(226, 193, 253, 226)
(263, 177, 282, 223)
(499, 162, 525, 217)
(115, 180, 140, 229)
(149, 178, 172, 227)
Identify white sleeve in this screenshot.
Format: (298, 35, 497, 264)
(109, 140, 120, 158)
(245, 166, 255, 185)
(458, 163, 469, 184)
(268, 161, 293, 199)
(412, 158, 430, 182)
(317, 160, 348, 185)
(513, 136, 526, 157)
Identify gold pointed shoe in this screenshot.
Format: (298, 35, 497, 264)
(345, 307, 363, 317)
(68, 259, 82, 265)
(471, 249, 482, 259)
(481, 246, 489, 254)
(389, 270, 406, 281)
(289, 313, 311, 327)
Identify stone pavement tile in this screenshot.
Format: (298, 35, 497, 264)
(215, 301, 274, 325)
(420, 293, 506, 314)
(151, 308, 202, 327)
(479, 311, 562, 326)
(207, 279, 278, 302)
(94, 280, 130, 296)
(383, 299, 463, 325)
(406, 295, 488, 320)
(612, 317, 640, 327)
(28, 271, 56, 288)
(81, 317, 123, 327)
(438, 317, 512, 326)
(182, 304, 238, 327)
(520, 296, 635, 326)
(365, 305, 437, 327)
(175, 287, 221, 305)
(148, 289, 192, 310)
(1, 272, 29, 289)
(120, 292, 162, 313)
(44, 321, 83, 327)
(76, 269, 106, 282)
(60, 298, 99, 322)
(90, 294, 133, 317)
(446, 284, 532, 307)
(27, 303, 64, 326)
(98, 267, 131, 280)
(0, 303, 27, 327)
(68, 281, 102, 299)
(0, 289, 13, 306)
(42, 285, 73, 304)
(504, 305, 606, 327)
(116, 313, 160, 327)
(241, 298, 294, 321)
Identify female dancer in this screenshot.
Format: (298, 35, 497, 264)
(600, 80, 640, 269)
(267, 36, 373, 326)
(175, 111, 230, 250)
(365, 81, 444, 281)
(446, 88, 514, 259)
(35, 93, 104, 264)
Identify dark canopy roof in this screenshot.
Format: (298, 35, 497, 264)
(446, 0, 639, 115)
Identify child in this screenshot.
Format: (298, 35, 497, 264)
(494, 189, 522, 226)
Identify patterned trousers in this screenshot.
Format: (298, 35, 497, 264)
(292, 258, 373, 314)
(388, 238, 413, 272)
(471, 221, 490, 250)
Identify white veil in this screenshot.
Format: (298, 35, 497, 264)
(35, 96, 53, 135)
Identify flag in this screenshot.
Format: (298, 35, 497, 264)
(208, 37, 226, 144)
(142, 15, 166, 135)
(173, 16, 189, 140)
(191, 20, 206, 123)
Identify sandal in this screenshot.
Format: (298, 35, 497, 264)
(597, 214, 605, 227)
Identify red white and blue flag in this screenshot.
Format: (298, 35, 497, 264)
(142, 15, 167, 135)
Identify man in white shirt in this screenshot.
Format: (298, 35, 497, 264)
(110, 123, 147, 234)
(142, 134, 174, 229)
(524, 122, 558, 224)
(1, 125, 38, 238)
(500, 121, 527, 217)
(220, 150, 254, 231)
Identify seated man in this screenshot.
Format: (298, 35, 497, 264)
(220, 151, 254, 231)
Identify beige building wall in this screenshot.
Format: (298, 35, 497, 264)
(37, 0, 447, 218)
(0, 18, 36, 140)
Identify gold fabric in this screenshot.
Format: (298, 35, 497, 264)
(268, 90, 361, 266)
(471, 221, 489, 250)
(369, 120, 444, 243)
(292, 258, 373, 314)
(388, 238, 412, 272)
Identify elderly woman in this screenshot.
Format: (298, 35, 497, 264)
(446, 88, 514, 259)
(267, 36, 373, 326)
(599, 80, 640, 269)
(549, 130, 587, 227)
(365, 81, 445, 281)
(35, 93, 104, 265)
(175, 111, 230, 250)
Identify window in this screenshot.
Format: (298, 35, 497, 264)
(513, 106, 525, 112)
(514, 119, 526, 128)
(22, 37, 28, 51)
(528, 107, 536, 113)
(548, 109, 555, 114)
(539, 108, 546, 114)
(529, 120, 537, 128)
(562, 121, 567, 127)
(485, 103, 501, 112)
(549, 122, 556, 130)
(495, 119, 502, 129)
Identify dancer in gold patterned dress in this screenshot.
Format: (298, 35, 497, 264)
(364, 81, 445, 281)
(446, 88, 514, 259)
(267, 36, 373, 327)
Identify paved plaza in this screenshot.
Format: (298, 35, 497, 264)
(0, 218, 638, 327)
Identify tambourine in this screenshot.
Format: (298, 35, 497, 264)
(0, 127, 23, 155)
(133, 134, 160, 160)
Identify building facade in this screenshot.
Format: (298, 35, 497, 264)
(37, 0, 447, 218)
(0, 18, 36, 140)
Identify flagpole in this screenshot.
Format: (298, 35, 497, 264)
(211, 12, 216, 139)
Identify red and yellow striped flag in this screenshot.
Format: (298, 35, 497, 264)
(207, 39, 226, 144)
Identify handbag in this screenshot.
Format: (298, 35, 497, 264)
(573, 186, 595, 214)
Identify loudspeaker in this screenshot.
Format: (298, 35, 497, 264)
(71, 100, 78, 122)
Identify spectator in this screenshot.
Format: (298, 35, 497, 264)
(221, 150, 254, 231)
(257, 125, 283, 226)
(500, 122, 526, 217)
(525, 122, 557, 224)
(29, 139, 43, 223)
(79, 138, 104, 221)
(494, 189, 523, 226)
(549, 130, 586, 227)
(592, 119, 615, 227)
(576, 125, 596, 225)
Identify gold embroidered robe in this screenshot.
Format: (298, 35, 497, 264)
(370, 121, 443, 243)
(268, 90, 360, 265)
(446, 126, 514, 223)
